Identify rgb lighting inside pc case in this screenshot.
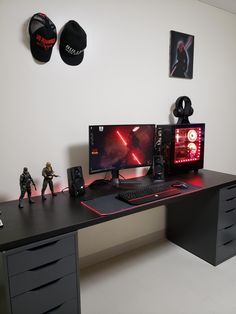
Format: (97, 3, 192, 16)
(174, 127, 202, 164)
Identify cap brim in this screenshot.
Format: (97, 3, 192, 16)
(59, 44, 84, 66)
(30, 40, 53, 63)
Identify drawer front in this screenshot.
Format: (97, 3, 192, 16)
(216, 238, 236, 264)
(217, 224, 236, 246)
(9, 254, 76, 297)
(40, 298, 78, 314)
(218, 208, 236, 229)
(219, 197, 236, 213)
(11, 273, 78, 314)
(7, 235, 75, 276)
(219, 184, 236, 202)
(219, 185, 236, 212)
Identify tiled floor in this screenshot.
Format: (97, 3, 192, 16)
(80, 240, 236, 314)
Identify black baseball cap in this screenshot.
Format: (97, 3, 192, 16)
(29, 13, 57, 63)
(59, 20, 87, 66)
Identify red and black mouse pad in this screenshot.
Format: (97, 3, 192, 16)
(80, 183, 200, 216)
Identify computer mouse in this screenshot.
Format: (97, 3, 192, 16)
(171, 182, 188, 189)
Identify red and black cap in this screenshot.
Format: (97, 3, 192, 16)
(59, 20, 87, 66)
(29, 13, 57, 63)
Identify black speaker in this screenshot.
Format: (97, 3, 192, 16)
(147, 126, 165, 181)
(152, 155, 165, 181)
(67, 166, 85, 197)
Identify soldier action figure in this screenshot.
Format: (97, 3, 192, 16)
(41, 162, 59, 200)
(18, 167, 36, 208)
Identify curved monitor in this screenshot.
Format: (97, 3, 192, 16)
(89, 124, 155, 178)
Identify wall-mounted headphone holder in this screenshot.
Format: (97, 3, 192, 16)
(173, 96, 194, 124)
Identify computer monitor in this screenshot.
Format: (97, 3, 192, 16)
(89, 124, 155, 185)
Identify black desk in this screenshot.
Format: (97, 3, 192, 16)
(1, 169, 236, 314)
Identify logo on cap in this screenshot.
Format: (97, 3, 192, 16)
(65, 45, 83, 56)
(36, 35, 57, 50)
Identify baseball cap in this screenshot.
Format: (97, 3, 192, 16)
(29, 13, 57, 63)
(59, 20, 87, 66)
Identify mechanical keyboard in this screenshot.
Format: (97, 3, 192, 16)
(117, 183, 182, 205)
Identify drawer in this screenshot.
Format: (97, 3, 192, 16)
(11, 273, 78, 314)
(40, 298, 78, 314)
(7, 235, 75, 276)
(9, 254, 76, 297)
(219, 197, 236, 212)
(217, 224, 236, 246)
(216, 238, 236, 264)
(219, 185, 236, 212)
(219, 184, 236, 201)
(218, 208, 236, 229)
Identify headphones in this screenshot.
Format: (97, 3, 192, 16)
(173, 96, 194, 124)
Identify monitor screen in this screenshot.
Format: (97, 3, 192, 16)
(89, 124, 155, 174)
(174, 126, 203, 164)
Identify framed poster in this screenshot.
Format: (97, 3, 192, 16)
(169, 30, 194, 79)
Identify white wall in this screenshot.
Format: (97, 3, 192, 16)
(0, 0, 236, 258)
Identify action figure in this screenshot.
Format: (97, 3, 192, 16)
(18, 167, 36, 208)
(41, 162, 59, 200)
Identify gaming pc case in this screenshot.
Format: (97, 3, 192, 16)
(156, 123, 205, 176)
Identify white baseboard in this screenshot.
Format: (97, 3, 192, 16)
(79, 229, 165, 269)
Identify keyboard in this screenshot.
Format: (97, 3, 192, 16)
(117, 183, 182, 205)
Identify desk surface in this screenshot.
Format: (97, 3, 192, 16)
(0, 169, 236, 251)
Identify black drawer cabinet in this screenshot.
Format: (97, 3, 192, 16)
(216, 184, 236, 264)
(0, 232, 80, 314)
(166, 183, 236, 266)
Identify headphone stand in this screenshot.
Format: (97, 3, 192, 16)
(173, 96, 194, 125)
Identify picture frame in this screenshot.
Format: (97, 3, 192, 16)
(169, 30, 194, 79)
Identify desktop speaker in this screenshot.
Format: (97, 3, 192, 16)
(67, 166, 85, 197)
(153, 126, 164, 180)
(147, 126, 165, 180)
(152, 155, 165, 181)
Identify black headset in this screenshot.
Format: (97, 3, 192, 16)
(173, 96, 194, 124)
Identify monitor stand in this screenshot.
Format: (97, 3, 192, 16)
(111, 170, 142, 187)
(111, 170, 120, 187)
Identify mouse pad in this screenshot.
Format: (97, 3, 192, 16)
(81, 183, 201, 216)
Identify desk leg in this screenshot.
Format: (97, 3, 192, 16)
(75, 232, 82, 314)
(0, 253, 11, 314)
(166, 189, 219, 265)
